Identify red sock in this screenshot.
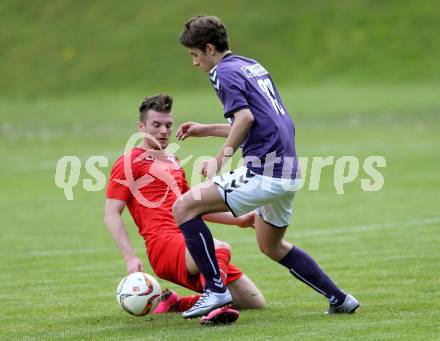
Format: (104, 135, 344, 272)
(173, 294, 200, 312)
(215, 248, 231, 283)
(199, 248, 231, 288)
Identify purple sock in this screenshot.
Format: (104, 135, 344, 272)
(279, 246, 346, 306)
(179, 217, 226, 293)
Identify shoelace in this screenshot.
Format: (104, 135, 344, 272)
(191, 290, 212, 309)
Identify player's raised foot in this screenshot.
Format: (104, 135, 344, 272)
(325, 294, 360, 314)
(199, 307, 239, 325)
(182, 289, 232, 319)
(153, 288, 180, 314)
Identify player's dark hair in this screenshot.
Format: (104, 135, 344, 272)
(139, 94, 173, 122)
(179, 15, 229, 52)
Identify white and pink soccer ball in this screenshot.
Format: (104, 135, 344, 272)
(116, 272, 161, 316)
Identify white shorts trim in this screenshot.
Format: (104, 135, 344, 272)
(213, 166, 297, 228)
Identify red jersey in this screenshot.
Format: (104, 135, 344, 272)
(106, 147, 190, 263)
(106, 147, 244, 292)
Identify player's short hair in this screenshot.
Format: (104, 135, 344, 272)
(179, 15, 229, 52)
(139, 94, 173, 122)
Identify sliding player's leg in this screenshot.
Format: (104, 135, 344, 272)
(153, 236, 230, 314)
(226, 274, 265, 310)
(186, 239, 265, 310)
(155, 236, 262, 318)
(154, 288, 200, 314)
(185, 241, 263, 324)
(198, 267, 263, 325)
(150, 234, 201, 314)
(153, 235, 235, 315)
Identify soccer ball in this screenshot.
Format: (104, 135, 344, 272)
(116, 272, 162, 316)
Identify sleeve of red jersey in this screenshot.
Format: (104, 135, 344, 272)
(106, 156, 131, 201)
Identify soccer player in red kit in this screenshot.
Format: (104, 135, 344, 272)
(104, 94, 264, 324)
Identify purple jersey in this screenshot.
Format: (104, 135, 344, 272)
(209, 54, 299, 179)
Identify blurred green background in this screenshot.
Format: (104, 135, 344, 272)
(1, 0, 439, 97)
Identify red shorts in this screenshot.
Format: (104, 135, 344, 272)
(146, 233, 243, 293)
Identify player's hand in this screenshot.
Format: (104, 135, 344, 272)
(237, 211, 256, 228)
(199, 156, 222, 178)
(176, 122, 205, 141)
(125, 256, 144, 274)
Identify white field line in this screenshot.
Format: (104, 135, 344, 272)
(10, 151, 122, 172)
(25, 248, 115, 256)
(290, 216, 440, 238)
(20, 216, 440, 257)
(233, 216, 440, 245)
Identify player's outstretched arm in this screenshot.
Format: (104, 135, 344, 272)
(176, 121, 231, 140)
(218, 109, 254, 156)
(104, 198, 144, 274)
(200, 109, 254, 177)
(203, 211, 256, 228)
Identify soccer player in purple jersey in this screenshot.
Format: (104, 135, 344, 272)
(173, 15, 359, 318)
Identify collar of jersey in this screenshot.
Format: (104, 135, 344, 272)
(209, 53, 234, 74)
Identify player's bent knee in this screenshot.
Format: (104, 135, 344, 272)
(228, 275, 266, 310)
(258, 243, 281, 261)
(173, 198, 204, 225)
(258, 243, 271, 257)
(252, 294, 266, 309)
(242, 292, 265, 309)
(172, 200, 189, 225)
(214, 240, 231, 252)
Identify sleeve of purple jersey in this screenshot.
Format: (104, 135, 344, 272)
(217, 69, 249, 119)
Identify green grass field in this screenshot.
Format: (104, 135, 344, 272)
(1, 83, 439, 340)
